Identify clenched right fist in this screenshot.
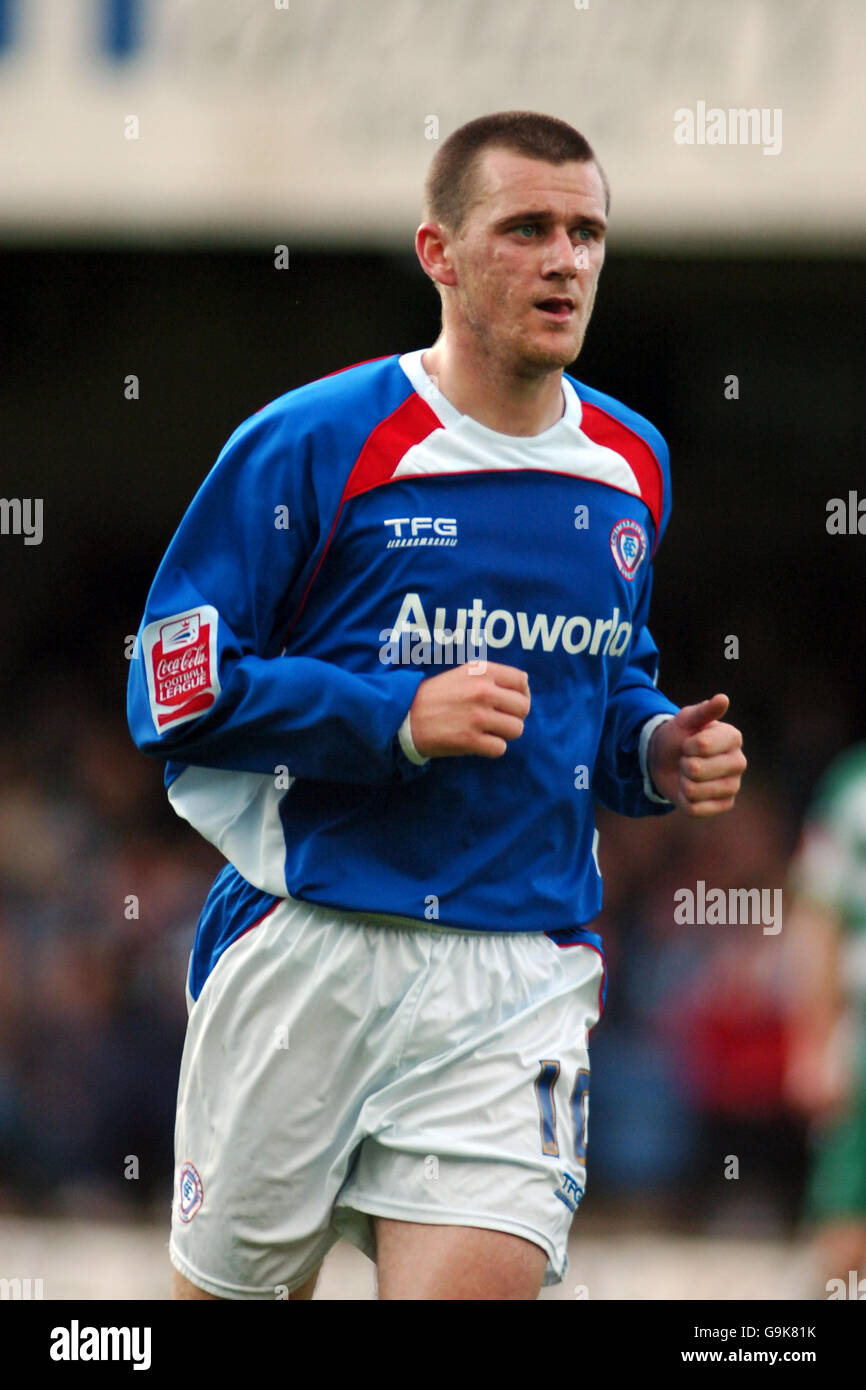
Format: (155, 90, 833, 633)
(407, 661, 531, 759)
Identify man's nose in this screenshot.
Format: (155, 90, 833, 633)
(542, 229, 579, 276)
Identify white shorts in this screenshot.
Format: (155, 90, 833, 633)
(168, 895, 604, 1298)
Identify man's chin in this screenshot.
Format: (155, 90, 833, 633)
(517, 331, 584, 373)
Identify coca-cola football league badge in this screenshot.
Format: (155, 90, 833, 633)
(141, 606, 221, 733)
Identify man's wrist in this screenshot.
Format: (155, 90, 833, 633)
(397, 710, 429, 766)
(640, 713, 675, 804)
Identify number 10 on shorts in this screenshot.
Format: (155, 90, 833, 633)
(534, 1060, 589, 1161)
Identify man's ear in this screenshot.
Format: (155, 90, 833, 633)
(415, 221, 458, 290)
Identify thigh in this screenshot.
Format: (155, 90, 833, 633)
(335, 933, 604, 1290)
(169, 897, 409, 1299)
(374, 1219, 548, 1300)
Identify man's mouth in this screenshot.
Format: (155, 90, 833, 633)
(535, 297, 575, 321)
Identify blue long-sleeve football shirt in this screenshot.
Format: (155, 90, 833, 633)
(127, 350, 679, 996)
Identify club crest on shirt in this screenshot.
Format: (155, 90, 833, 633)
(178, 1160, 204, 1222)
(610, 519, 648, 581)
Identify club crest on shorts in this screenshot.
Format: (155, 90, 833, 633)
(178, 1160, 204, 1222)
(609, 519, 648, 580)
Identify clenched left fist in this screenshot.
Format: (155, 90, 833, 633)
(648, 693, 746, 817)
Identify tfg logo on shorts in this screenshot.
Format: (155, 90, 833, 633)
(554, 1171, 585, 1212)
(49, 1321, 152, 1371)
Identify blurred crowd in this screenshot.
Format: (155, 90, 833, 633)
(589, 788, 805, 1232)
(0, 681, 847, 1234)
(0, 681, 221, 1220)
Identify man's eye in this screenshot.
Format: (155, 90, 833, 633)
(515, 224, 537, 237)
(574, 228, 593, 241)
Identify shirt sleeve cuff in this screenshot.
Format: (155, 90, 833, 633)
(639, 714, 675, 805)
(398, 710, 429, 766)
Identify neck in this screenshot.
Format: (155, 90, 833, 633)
(421, 333, 566, 436)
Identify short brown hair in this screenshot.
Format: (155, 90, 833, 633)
(423, 110, 609, 235)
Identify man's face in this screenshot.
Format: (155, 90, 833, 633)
(442, 148, 607, 376)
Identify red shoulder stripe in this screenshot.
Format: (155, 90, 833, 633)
(283, 391, 441, 637)
(344, 391, 442, 499)
(578, 402, 664, 541)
